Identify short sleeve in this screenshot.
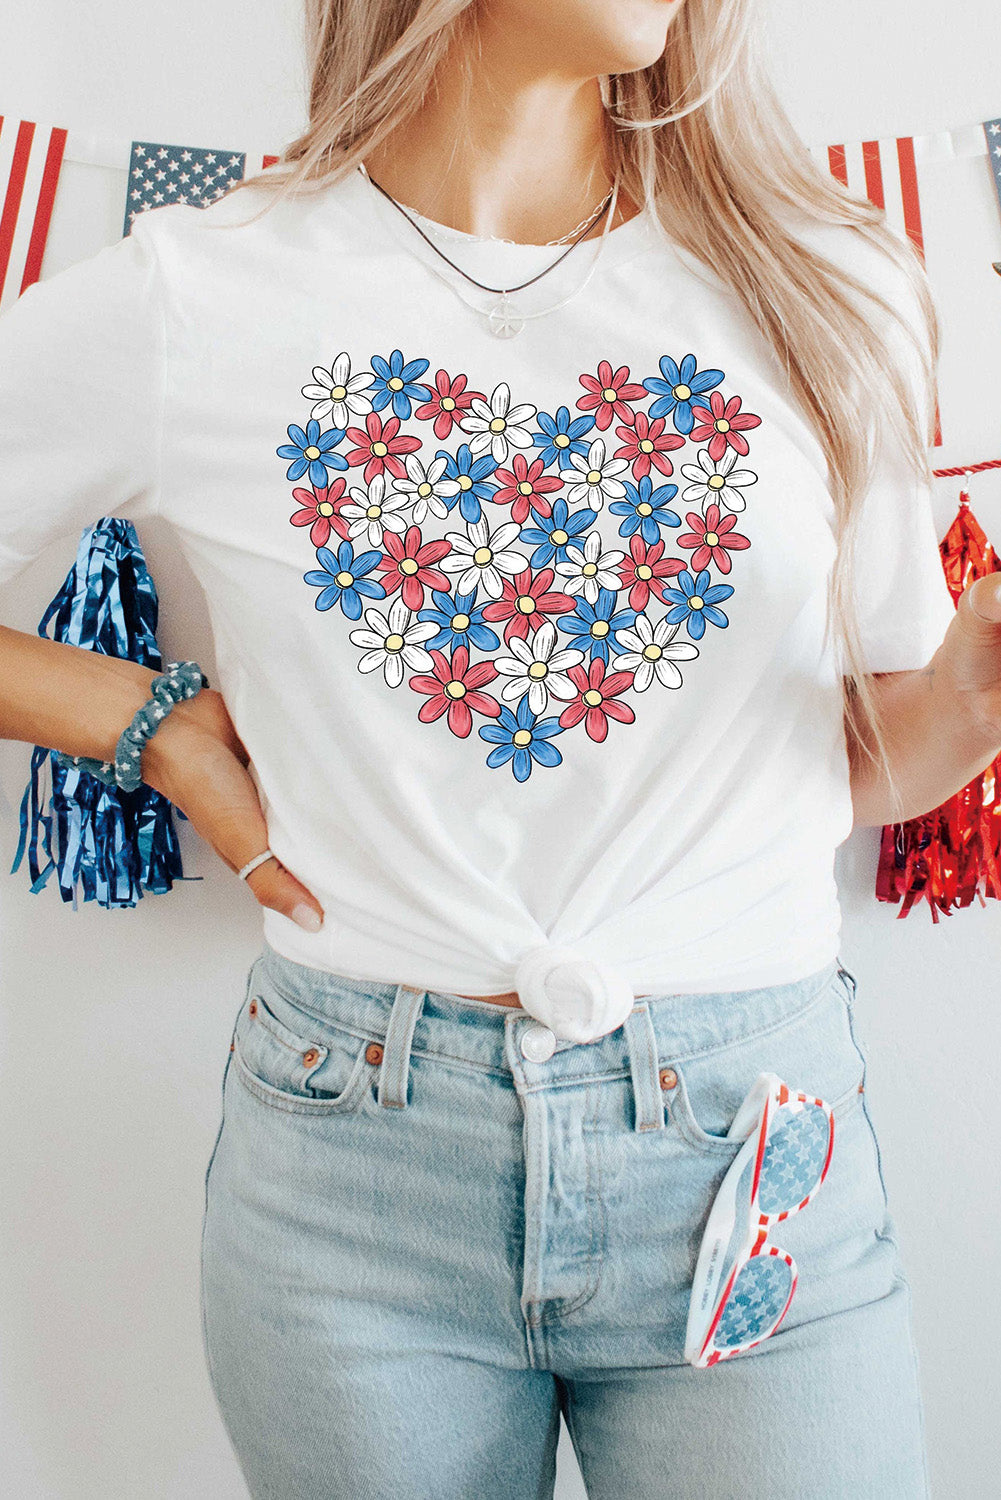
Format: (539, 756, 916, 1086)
(0, 212, 165, 592)
(801, 219, 956, 673)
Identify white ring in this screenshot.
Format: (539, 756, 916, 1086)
(237, 848, 277, 881)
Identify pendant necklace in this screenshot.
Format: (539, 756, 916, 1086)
(357, 162, 623, 338)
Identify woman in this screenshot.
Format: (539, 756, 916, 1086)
(2, 0, 1000, 1494)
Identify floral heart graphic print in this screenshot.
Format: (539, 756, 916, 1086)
(275, 350, 760, 782)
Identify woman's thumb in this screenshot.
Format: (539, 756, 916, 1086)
(243, 855, 324, 932)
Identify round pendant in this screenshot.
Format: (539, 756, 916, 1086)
(487, 294, 524, 339)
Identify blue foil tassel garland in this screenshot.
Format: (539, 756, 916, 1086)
(9, 516, 204, 908)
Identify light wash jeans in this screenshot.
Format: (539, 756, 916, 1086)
(200, 939, 930, 1500)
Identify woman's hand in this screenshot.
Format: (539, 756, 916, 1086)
(140, 688, 325, 932)
(939, 575, 1001, 733)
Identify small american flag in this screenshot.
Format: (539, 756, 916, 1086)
(123, 140, 280, 237)
(810, 134, 941, 446)
(0, 117, 68, 312)
(983, 119, 1001, 221)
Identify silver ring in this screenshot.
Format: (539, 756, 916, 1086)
(237, 848, 277, 881)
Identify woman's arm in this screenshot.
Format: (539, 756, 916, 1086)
(848, 574, 1001, 828)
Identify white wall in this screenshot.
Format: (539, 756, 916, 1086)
(1, 1, 999, 1494)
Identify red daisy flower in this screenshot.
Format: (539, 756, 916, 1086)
(689, 391, 762, 461)
(558, 656, 636, 743)
(490, 454, 564, 524)
(376, 524, 452, 611)
(345, 411, 422, 484)
(676, 503, 750, 575)
(289, 478, 348, 548)
(480, 566, 577, 647)
(413, 370, 486, 441)
(617, 535, 687, 611)
(409, 643, 501, 739)
(576, 359, 647, 431)
(613, 411, 686, 481)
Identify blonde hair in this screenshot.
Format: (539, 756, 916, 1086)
(215, 0, 941, 823)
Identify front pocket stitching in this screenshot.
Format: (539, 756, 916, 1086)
(668, 1069, 864, 1154)
(231, 1030, 373, 1115)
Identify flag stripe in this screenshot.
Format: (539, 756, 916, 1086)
(20, 125, 67, 294)
(896, 136, 925, 258)
(0, 118, 36, 305)
(827, 144, 848, 185)
(862, 140, 885, 209)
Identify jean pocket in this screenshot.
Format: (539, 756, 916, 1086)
(231, 962, 379, 1116)
(662, 969, 867, 1157)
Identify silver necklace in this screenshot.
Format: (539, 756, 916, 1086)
(403, 188, 615, 247)
(358, 162, 622, 338)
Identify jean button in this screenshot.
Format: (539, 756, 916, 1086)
(520, 1021, 557, 1062)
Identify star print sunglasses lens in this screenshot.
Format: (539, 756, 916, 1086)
(684, 1073, 835, 1368)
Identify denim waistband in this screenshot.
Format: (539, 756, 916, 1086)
(256, 938, 844, 1083)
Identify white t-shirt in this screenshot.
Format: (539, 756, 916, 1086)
(0, 165, 956, 1034)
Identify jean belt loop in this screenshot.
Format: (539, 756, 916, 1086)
(378, 983, 426, 1109)
(623, 1002, 666, 1133)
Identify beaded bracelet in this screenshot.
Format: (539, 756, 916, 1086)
(53, 659, 210, 793)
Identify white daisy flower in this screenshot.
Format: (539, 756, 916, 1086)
(553, 530, 627, 606)
(460, 381, 538, 465)
(493, 620, 585, 715)
(390, 451, 461, 525)
(348, 596, 438, 688)
(616, 612, 700, 692)
(564, 437, 630, 510)
(679, 447, 757, 513)
(301, 351, 375, 428)
(340, 472, 411, 547)
(439, 517, 527, 600)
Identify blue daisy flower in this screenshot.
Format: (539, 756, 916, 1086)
(438, 443, 498, 525)
(303, 539, 387, 620)
(369, 349, 433, 421)
(557, 585, 637, 666)
(417, 588, 501, 653)
(643, 354, 725, 435)
(277, 418, 348, 485)
(608, 473, 681, 544)
(532, 405, 596, 469)
(479, 694, 564, 782)
(662, 568, 735, 640)
(520, 496, 597, 569)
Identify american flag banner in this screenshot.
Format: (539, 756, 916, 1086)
(809, 134, 942, 446)
(0, 117, 68, 312)
(123, 140, 281, 237)
(983, 118, 1001, 219)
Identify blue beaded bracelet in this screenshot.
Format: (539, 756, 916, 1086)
(53, 659, 210, 794)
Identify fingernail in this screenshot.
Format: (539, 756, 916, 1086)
(291, 903, 323, 932)
(995, 580, 1001, 603)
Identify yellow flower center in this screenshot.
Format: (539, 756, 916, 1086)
(689, 596, 704, 610)
(636, 564, 652, 580)
(452, 613, 471, 631)
(550, 529, 569, 545)
(385, 633, 405, 652)
(602, 387, 617, 402)
(583, 689, 603, 707)
(639, 439, 654, 453)
(586, 470, 602, 484)
(331, 384, 347, 400)
(473, 546, 493, 566)
(708, 475, 725, 489)
(366, 505, 382, 519)
(643, 643, 663, 661)
(388, 377, 405, 391)
(317, 501, 334, 517)
(400, 558, 419, 575)
(418, 482, 432, 497)
(513, 729, 533, 747)
(591, 620, 610, 639)
(304, 445, 322, 460)
(528, 662, 548, 680)
(705, 532, 719, 546)
(673, 383, 692, 401)
(371, 441, 388, 456)
(445, 680, 466, 699)
(518, 481, 534, 495)
(582, 562, 598, 577)
(715, 419, 730, 433)
(441, 396, 456, 410)
(490, 417, 507, 433)
(335, 570, 354, 587)
(458, 475, 473, 490)
(637, 502, 653, 516)
(517, 595, 535, 615)
(555, 434, 570, 447)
